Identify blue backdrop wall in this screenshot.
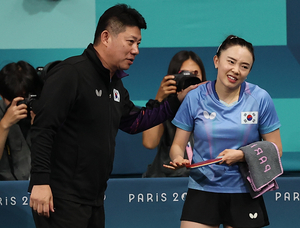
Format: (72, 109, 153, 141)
(0, 0, 299, 174)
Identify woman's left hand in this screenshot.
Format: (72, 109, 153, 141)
(218, 149, 245, 166)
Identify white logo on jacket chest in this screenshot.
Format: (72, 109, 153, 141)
(249, 212, 258, 219)
(113, 89, 120, 102)
(95, 89, 102, 97)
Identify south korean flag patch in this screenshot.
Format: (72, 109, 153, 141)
(241, 111, 258, 124)
(113, 89, 120, 102)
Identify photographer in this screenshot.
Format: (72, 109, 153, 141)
(0, 61, 43, 180)
(142, 50, 207, 177)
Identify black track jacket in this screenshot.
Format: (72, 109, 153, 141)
(28, 44, 180, 206)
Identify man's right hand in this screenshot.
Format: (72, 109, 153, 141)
(30, 185, 55, 218)
(177, 81, 208, 102)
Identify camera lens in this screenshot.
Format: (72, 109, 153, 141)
(174, 70, 201, 92)
(17, 100, 26, 106)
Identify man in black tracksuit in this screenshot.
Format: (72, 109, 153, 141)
(28, 4, 198, 228)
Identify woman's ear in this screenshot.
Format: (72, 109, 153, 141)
(213, 55, 219, 69)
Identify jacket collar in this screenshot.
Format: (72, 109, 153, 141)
(84, 44, 129, 81)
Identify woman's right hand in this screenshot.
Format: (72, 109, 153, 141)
(163, 156, 190, 170)
(1, 97, 27, 129)
(155, 75, 177, 102)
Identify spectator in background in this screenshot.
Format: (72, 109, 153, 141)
(0, 61, 43, 180)
(142, 50, 206, 177)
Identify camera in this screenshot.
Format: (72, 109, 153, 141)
(17, 94, 37, 112)
(173, 70, 202, 92)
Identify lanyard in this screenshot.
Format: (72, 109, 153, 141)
(5, 141, 18, 180)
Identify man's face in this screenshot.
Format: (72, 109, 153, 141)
(107, 26, 142, 72)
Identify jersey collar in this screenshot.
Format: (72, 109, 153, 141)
(212, 80, 246, 102)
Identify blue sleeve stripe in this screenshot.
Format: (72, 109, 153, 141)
(171, 119, 193, 132)
(260, 122, 281, 135)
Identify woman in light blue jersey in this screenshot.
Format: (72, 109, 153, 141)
(166, 35, 282, 228)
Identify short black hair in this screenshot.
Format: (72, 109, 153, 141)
(0, 61, 43, 101)
(94, 4, 147, 44)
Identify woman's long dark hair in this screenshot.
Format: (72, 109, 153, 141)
(167, 50, 207, 81)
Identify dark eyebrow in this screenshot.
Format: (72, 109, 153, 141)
(228, 56, 251, 66)
(127, 35, 141, 42)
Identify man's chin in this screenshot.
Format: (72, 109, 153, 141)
(121, 65, 131, 71)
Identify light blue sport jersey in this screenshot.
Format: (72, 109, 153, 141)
(172, 80, 281, 193)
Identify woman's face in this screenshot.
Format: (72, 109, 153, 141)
(180, 58, 203, 81)
(213, 45, 253, 90)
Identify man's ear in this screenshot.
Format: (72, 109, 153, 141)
(101, 30, 110, 47)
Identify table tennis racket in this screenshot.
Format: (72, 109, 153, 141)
(185, 156, 223, 169)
